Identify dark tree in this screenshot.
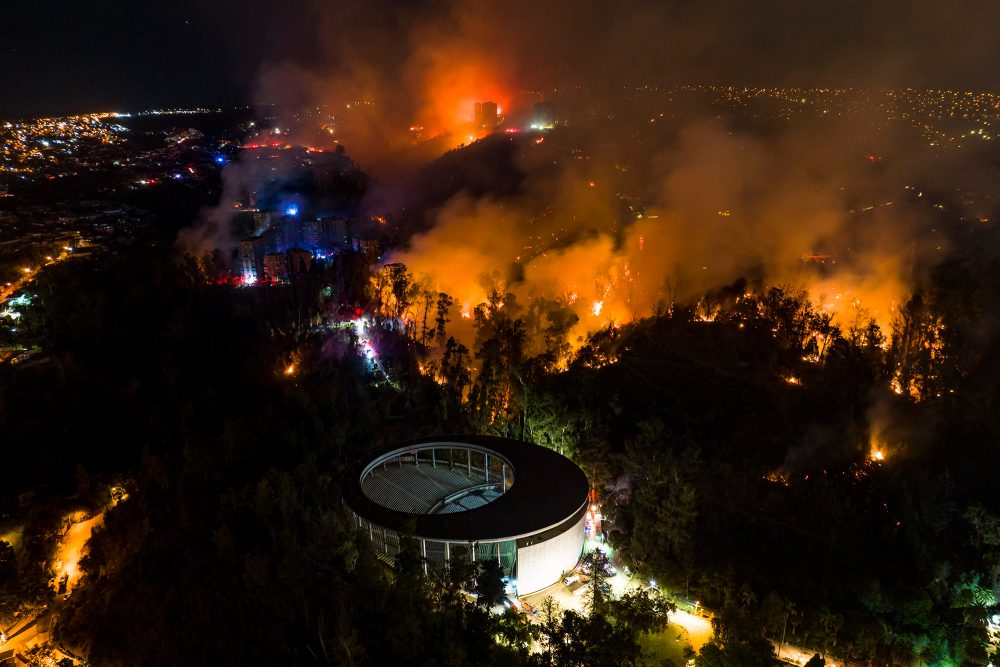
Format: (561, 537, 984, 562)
(474, 559, 507, 608)
(580, 549, 613, 614)
(435, 292, 454, 341)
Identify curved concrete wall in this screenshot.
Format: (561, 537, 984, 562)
(515, 512, 586, 594)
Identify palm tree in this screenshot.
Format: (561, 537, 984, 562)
(778, 599, 798, 658)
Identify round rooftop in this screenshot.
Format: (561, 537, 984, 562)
(360, 441, 513, 515)
(345, 436, 589, 541)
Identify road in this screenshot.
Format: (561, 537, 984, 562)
(0, 611, 51, 656)
(0, 246, 75, 302)
(53, 511, 105, 594)
(774, 641, 845, 666)
(518, 509, 844, 665)
(518, 534, 713, 653)
(0, 507, 106, 663)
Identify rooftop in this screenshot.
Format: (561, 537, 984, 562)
(345, 436, 589, 541)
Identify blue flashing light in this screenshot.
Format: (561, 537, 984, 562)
(214, 155, 226, 165)
(285, 204, 300, 217)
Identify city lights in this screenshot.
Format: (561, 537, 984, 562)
(4, 5, 1000, 661)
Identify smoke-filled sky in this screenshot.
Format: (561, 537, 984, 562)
(162, 0, 1000, 343)
(3, 0, 1000, 118)
(389, 111, 952, 341)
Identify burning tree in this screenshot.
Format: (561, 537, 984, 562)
(889, 293, 947, 401)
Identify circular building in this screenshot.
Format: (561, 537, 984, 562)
(345, 436, 589, 594)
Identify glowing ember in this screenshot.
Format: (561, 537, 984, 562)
(284, 364, 297, 376)
(870, 449, 885, 462)
(764, 470, 791, 486)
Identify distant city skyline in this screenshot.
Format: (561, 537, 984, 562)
(4, 0, 1000, 118)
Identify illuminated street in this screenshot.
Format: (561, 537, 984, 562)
(1, 507, 108, 663)
(4, 2, 1000, 664)
(0, 246, 74, 302)
(52, 511, 104, 595)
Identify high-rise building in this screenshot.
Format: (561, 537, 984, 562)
(302, 219, 323, 252)
(474, 101, 498, 128)
(262, 253, 289, 283)
(322, 217, 348, 249)
(286, 247, 313, 277)
(238, 235, 274, 284)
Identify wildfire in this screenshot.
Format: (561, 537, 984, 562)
(868, 432, 889, 463)
(283, 349, 303, 377)
(765, 469, 791, 486)
(581, 352, 619, 369)
(592, 300, 604, 316)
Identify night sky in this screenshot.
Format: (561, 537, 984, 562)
(3, 0, 1000, 118)
(0, 0, 323, 117)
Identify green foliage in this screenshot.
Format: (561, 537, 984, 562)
(551, 609, 643, 667)
(695, 635, 778, 667)
(610, 587, 676, 636)
(580, 548, 613, 614)
(495, 607, 539, 655)
(10, 194, 1000, 667)
(623, 419, 700, 589)
(475, 559, 507, 608)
